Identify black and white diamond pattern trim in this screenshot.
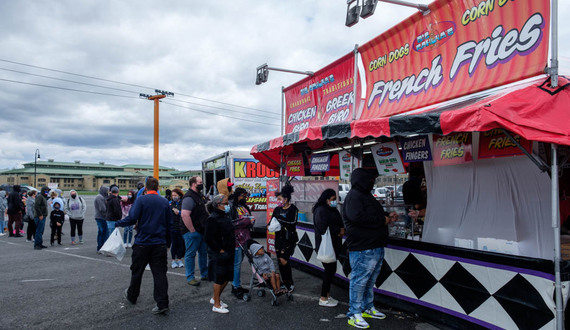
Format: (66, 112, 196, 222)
(291, 227, 569, 330)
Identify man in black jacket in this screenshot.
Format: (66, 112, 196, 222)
(7, 185, 24, 237)
(105, 186, 122, 241)
(33, 186, 50, 249)
(342, 168, 397, 329)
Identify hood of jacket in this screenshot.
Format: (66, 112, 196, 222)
(351, 168, 376, 193)
(13, 185, 20, 193)
(249, 243, 263, 256)
(40, 186, 50, 197)
(0, 191, 6, 199)
(69, 189, 79, 200)
(99, 185, 109, 197)
(217, 178, 233, 197)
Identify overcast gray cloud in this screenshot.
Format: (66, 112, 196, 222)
(0, 0, 568, 171)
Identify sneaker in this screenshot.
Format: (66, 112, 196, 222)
(26, 239, 32, 242)
(201, 276, 209, 281)
(319, 298, 338, 307)
(124, 288, 136, 305)
(187, 279, 200, 286)
(209, 298, 228, 308)
(171, 261, 178, 269)
(19, 230, 25, 234)
(128, 243, 133, 248)
(177, 260, 184, 268)
(151, 305, 169, 315)
(328, 296, 339, 305)
(0, 233, 5, 236)
(14, 234, 23, 238)
(71, 241, 76, 245)
(287, 284, 295, 292)
(362, 307, 386, 320)
(348, 313, 370, 329)
(212, 305, 229, 314)
(34, 246, 42, 250)
(79, 240, 84, 244)
(40, 245, 48, 249)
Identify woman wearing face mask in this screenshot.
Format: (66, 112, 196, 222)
(229, 188, 254, 298)
(204, 194, 235, 314)
(121, 190, 136, 248)
(270, 184, 298, 292)
(313, 188, 345, 307)
(169, 189, 185, 268)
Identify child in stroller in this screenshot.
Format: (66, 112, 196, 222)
(249, 243, 286, 295)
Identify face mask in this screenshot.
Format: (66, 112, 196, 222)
(197, 184, 204, 192)
(54, 205, 60, 210)
(277, 201, 284, 207)
(172, 196, 179, 202)
(330, 200, 338, 208)
(224, 204, 231, 213)
(71, 194, 77, 199)
(128, 195, 132, 199)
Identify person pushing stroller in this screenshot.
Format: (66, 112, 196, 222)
(249, 243, 286, 295)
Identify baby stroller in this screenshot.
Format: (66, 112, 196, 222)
(239, 239, 293, 306)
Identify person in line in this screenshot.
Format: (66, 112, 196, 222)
(271, 184, 298, 292)
(204, 194, 235, 314)
(105, 186, 122, 240)
(343, 168, 398, 329)
(121, 190, 136, 248)
(50, 201, 65, 246)
(116, 177, 172, 315)
(164, 189, 172, 202)
(25, 190, 37, 242)
(0, 190, 7, 236)
(33, 187, 50, 250)
(47, 190, 64, 215)
(135, 181, 145, 198)
(19, 190, 27, 235)
(7, 185, 24, 237)
(313, 188, 344, 308)
(181, 176, 209, 286)
(94, 185, 109, 253)
(169, 188, 185, 268)
(216, 178, 233, 198)
(229, 187, 253, 298)
(249, 243, 284, 295)
(66, 190, 86, 245)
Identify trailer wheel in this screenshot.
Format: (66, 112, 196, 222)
(258, 290, 265, 297)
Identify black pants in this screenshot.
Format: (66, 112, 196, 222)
(26, 218, 36, 240)
(321, 262, 337, 297)
(126, 244, 169, 309)
(50, 223, 62, 244)
(276, 239, 295, 286)
(69, 219, 83, 238)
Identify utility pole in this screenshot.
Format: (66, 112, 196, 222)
(140, 90, 174, 180)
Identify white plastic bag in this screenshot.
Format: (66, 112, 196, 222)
(100, 228, 126, 261)
(267, 217, 281, 232)
(317, 228, 336, 263)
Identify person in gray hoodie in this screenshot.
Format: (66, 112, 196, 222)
(0, 190, 7, 236)
(66, 189, 86, 245)
(94, 185, 109, 252)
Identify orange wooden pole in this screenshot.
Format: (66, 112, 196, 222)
(149, 94, 166, 180)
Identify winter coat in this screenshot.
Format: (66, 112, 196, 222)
(105, 194, 122, 222)
(204, 208, 235, 254)
(313, 204, 344, 256)
(7, 185, 23, 215)
(0, 191, 7, 221)
(65, 190, 86, 220)
(34, 187, 50, 219)
(342, 168, 388, 251)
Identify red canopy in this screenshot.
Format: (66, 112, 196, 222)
(251, 76, 570, 170)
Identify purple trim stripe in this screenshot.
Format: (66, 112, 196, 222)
(387, 244, 555, 281)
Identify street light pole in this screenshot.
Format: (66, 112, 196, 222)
(140, 90, 173, 180)
(34, 149, 40, 188)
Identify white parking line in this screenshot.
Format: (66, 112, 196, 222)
(21, 279, 55, 282)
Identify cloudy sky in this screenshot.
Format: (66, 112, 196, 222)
(0, 1, 569, 171)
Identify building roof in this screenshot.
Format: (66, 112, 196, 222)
(23, 160, 123, 170)
(1, 167, 145, 178)
(122, 164, 176, 171)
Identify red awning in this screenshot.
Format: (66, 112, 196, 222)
(251, 76, 570, 170)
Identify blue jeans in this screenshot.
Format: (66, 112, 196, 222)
(232, 246, 244, 288)
(34, 217, 46, 247)
(182, 231, 208, 281)
(123, 225, 134, 244)
(106, 221, 116, 242)
(96, 218, 108, 251)
(347, 247, 385, 317)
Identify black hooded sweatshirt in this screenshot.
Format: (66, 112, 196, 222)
(342, 168, 388, 251)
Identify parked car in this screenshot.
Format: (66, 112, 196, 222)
(371, 187, 389, 200)
(338, 184, 349, 201)
(0, 184, 37, 194)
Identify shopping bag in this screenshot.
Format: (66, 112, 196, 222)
(267, 217, 281, 232)
(317, 228, 336, 263)
(100, 227, 126, 261)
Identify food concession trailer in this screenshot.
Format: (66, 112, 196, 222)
(250, 0, 569, 328)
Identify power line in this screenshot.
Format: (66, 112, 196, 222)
(166, 98, 280, 119)
(161, 101, 280, 127)
(0, 58, 279, 114)
(0, 78, 140, 99)
(0, 66, 280, 118)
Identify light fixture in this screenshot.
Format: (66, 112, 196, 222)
(346, 0, 430, 27)
(256, 64, 269, 85)
(360, 0, 378, 19)
(346, 0, 361, 27)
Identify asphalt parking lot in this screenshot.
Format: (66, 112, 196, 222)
(0, 195, 441, 330)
